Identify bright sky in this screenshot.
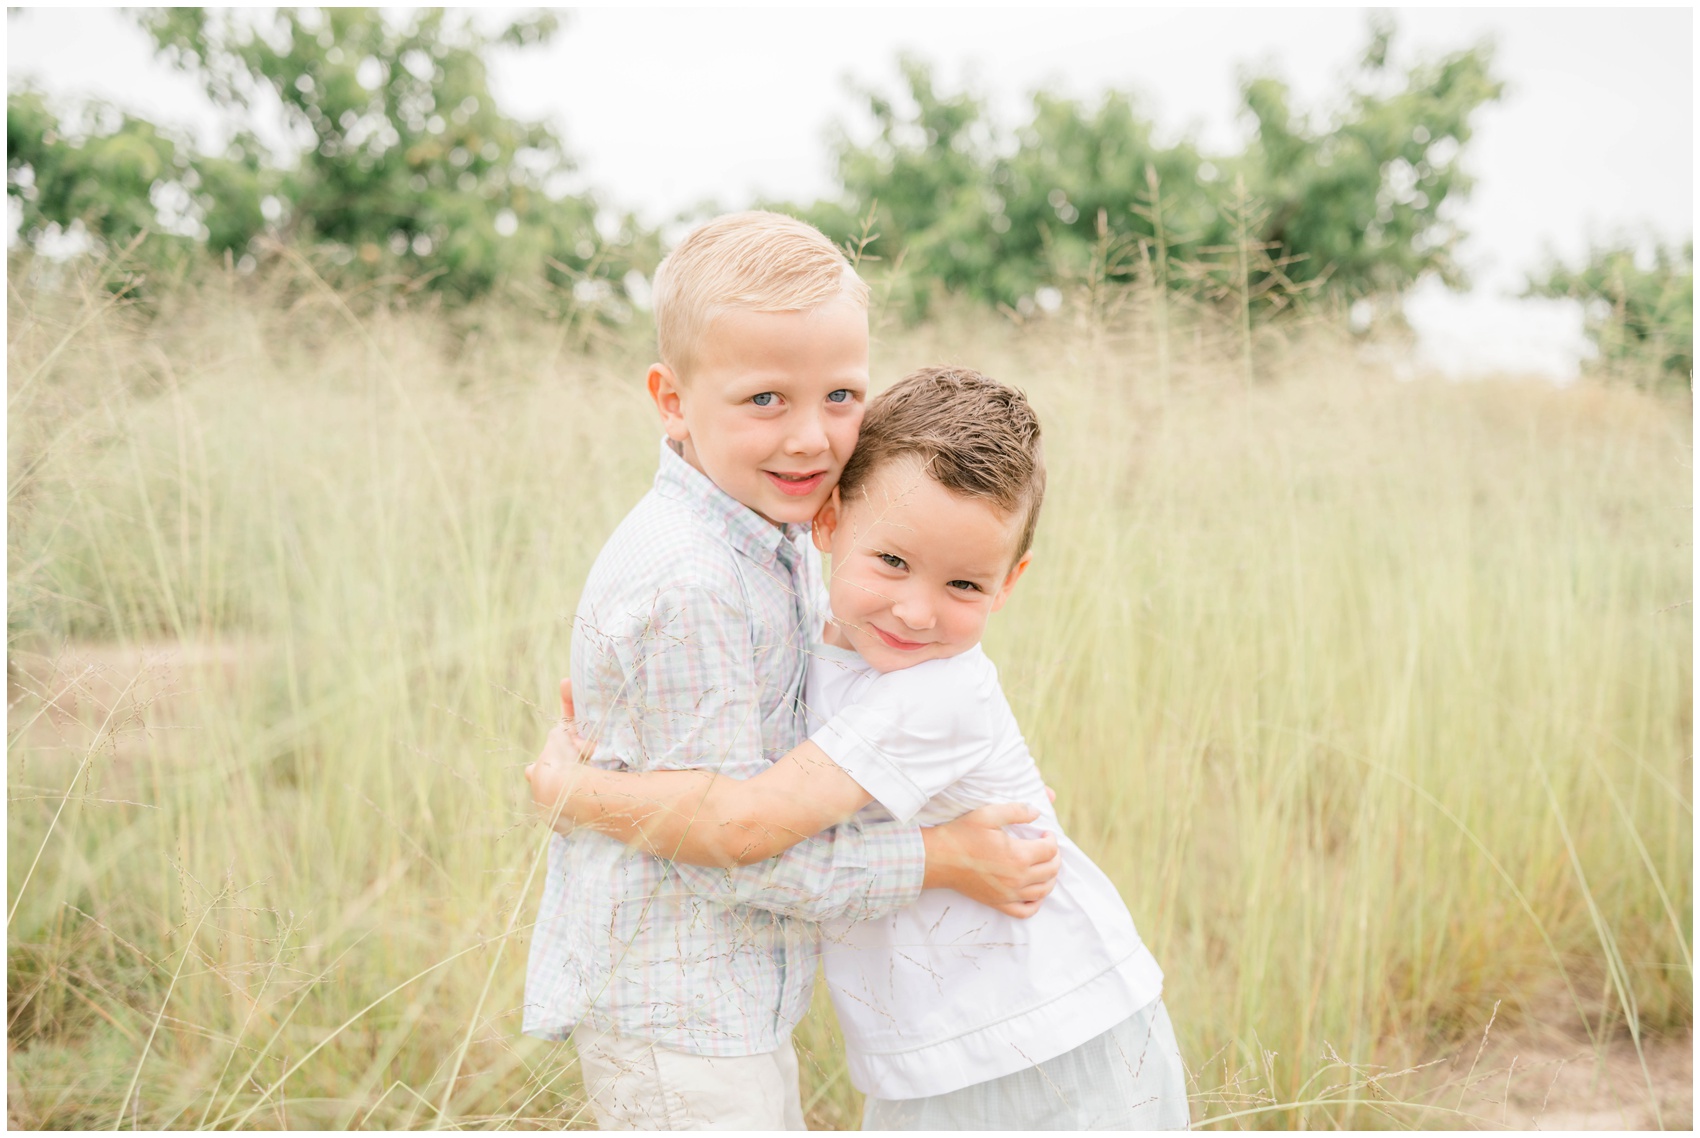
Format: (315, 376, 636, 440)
(7, 6, 1694, 379)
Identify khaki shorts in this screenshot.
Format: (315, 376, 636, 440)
(574, 1029, 806, 1131)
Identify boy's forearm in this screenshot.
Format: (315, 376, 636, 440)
(919, 824, 964, 892)
(551, 766, 785, 868)
(669, 816, 927, 923)
(544, 739, 872, 868)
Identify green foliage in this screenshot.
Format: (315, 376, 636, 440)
(1525, 240, 1694, 388)
(7, 88, 200, 269)
(8, 9, 658, 303)
(794, 19, 1502, 318)
(1240, 21, 1501, 295)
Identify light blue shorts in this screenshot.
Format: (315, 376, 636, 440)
(861, 997, 1189, 1131)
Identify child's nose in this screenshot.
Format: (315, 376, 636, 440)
(784, 410, 828, 455)
(892, 595, 936, 631)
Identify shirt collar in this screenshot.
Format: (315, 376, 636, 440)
(652, 437, 799, 567)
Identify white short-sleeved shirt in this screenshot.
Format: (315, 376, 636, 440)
(807, 643, 1166, 1101)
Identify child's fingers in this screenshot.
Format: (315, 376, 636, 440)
(539, 720, 589, 762)
(1018, 868, 1060, 902)
(1011, 830, 1060, 866)
(968, 801, 1040, 829)
(559, 677, 576, 719)
(536, 725, 575, 777)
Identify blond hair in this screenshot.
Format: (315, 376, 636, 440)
(839, 366, 1047, 562)
(651, 211, 869, 378)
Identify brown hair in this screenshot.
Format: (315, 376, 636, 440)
(839, 366, 1046, 562)
(650, 211, 869, 378)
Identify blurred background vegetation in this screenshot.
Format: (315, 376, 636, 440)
(8, 9, 656, 316)
(7, 8, 1692, 386)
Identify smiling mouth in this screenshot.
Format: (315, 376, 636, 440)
(871, 625, 928, 651)
(765, 470, 827, 497)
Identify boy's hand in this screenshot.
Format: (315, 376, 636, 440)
(556, 677, 597, 758)
(525, 722, 588, 830)
(523, 678, 596, 831)
(921, 803, 1061, 919)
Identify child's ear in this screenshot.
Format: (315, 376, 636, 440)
(989, 551, 1033, 613)
(811, 490, 841, 553)
(647, 363, 689, 442)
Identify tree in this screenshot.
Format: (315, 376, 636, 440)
(8, 8, 657, 302)
(7, 88, 204, 261)
(1525, 240, 1693, 388)
(796, 17, 1503, 318)
(1238, 14, 1502, 297)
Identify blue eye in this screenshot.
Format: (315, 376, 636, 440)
(751, 392, 776, 407)
(949, 580, 982, 592)
(827, 389, 851, 403)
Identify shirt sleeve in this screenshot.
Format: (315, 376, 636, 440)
(809, 657, 996, 823)
(668, 812, 925, 923)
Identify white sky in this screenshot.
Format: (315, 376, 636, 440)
(7, 6, 1694, 378)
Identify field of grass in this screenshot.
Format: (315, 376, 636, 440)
(7, 256, 1691, 1129)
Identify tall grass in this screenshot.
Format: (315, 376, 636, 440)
(7, 256, 1691, 1128)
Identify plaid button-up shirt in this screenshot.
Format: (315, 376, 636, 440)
(524, 440, 926, 1057)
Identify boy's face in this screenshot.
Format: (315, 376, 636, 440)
(813, 458, 1031, 674)
(648, 295, 868, 526)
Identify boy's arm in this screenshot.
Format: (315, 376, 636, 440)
(571, 583, 923, 923)
(672, 801, 1054, 923)
(564, 585, 1057, 922)
(531, 718, 1060, 917)
(529, 729, 870, 866)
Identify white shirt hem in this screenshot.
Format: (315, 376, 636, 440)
(843, 941, 1166, 1100)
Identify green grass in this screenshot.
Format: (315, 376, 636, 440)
(7, 257, 1691, 1128)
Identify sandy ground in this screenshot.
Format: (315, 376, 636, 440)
(1447, 1015, 1692, 1131)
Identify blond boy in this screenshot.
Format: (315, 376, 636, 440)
(522, 213, 1060, 1130)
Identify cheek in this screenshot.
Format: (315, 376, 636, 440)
(944, 598, 990, 639)
(828, 411, 864, 456)
(706, 416, 771, 468)
(829, 567, 878, 620)
(748, 419, 793, 460)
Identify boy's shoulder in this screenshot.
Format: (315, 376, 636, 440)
(857, 647, 1003, 722)
(586, 483, 747, 602)
(580, 441, 811, 610)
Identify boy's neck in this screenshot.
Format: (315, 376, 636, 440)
(668, 437, 785, 530)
